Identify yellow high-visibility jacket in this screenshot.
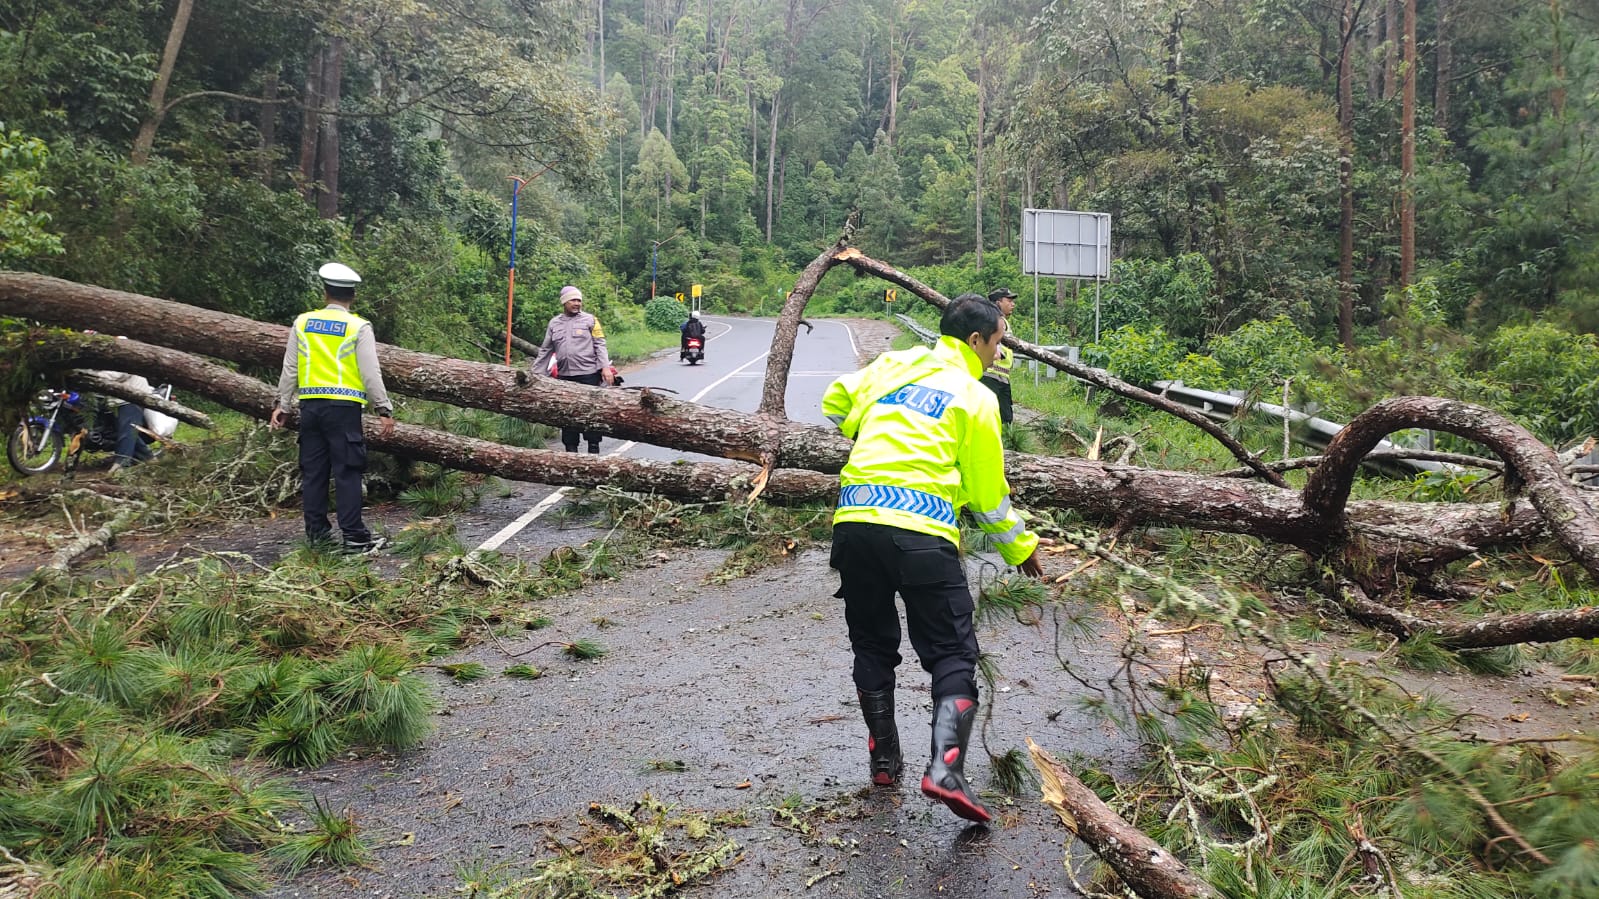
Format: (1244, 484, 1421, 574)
(823, 335, 1038, 566)
(294, 306, 368, 403)
(986, 343, 1014, 384)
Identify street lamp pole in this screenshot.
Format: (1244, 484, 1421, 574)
(650, 231, 682, 300)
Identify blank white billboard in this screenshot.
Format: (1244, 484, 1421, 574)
(1022, 209, 1111, 279)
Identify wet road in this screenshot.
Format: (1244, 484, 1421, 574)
(467, 315, 862, 555)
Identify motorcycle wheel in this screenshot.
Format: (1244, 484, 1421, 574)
(7, 422, 63, 475)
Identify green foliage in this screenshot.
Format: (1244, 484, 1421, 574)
(1096, 254, 1217, 347)
(0, 124, 63, 266)
(1086, 324, 1184, 385)
(644, 296, 689, 331)
(1475, 322, 1599, 443)
(272, 798, 371, 877)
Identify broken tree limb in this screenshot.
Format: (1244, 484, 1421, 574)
(14, 330, 841, 505)
(11, 326, 1592, 572)
(41, 493, 148, 576)
(0, 279, 852, 471)
(1333, 579, 1599, 649)
(829, 248, 1289, 487)
(483, 326, 543, 359)
(62, 370, 212, 428)
(758, 217, 854, 418)
(1216, 448, 1506, 478)
(1028, 738, 1220, 899)
(1303, 396, 1599, 583)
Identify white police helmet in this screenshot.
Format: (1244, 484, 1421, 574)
(318, 262, 362, 288)
(690, 310, 701, 319)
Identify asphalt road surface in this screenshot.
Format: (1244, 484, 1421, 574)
(467, 315, 863, 555)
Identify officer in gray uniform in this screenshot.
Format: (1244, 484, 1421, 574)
(533, 285, 614, 453)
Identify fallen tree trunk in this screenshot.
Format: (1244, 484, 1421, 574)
(1029, 738, 1219, 899)
(827, 248, 1289, 487)
(12, 327, 1589, 580)
(9, 331, 839, 505)
(1334, 579, 1599, 649)
(61, 370, 212, 428)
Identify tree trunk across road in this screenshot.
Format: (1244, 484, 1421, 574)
(6, 274, 1597, 591)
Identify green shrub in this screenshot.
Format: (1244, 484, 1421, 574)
(1475, 322, 1599, 442)
(1086, 324, 1184, 385)
(644, 296, 688, 331)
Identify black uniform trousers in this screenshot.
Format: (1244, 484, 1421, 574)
(979, 375, 1013, 424)
(298, 399, 370, 545)
(830, 521, 980, 702)
(557, 370, 605, 451)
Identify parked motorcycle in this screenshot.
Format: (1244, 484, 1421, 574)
(681, 336, 704, 366)
(7, 387, 175, 476)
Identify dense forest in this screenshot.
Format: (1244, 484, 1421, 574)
(3, 0, 1598, 443)
(9, 4, 1599, 898)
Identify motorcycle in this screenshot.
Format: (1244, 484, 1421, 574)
(7, 387, 175, 476)
(681, 336, 704, 366)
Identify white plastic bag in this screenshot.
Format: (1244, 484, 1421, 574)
(143, 384, 179, 439)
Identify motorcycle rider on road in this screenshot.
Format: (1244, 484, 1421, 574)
(681, 309, 706, 359)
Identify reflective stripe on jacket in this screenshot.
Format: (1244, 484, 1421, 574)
(822, 336, 1038, 566)
(294, 307, 368, 404)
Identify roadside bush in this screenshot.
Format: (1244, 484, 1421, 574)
(1475, 321, 1599, 443)
(1085, 324, 1184, 385)
(644, 296, 687, 331)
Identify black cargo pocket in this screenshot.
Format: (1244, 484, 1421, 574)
(345, 428, 368, 471)
(893, 532, 961, 587)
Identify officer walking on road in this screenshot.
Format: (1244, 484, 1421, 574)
(269, 262, 395, 554)
(980, 288, 1018, 425)
(823, 293, 1046, 824)
(534, 285, 614, 453)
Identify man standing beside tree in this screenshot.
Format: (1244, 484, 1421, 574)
(270, 262, 395, 554)
(980, 288, 1018, 425)
(534, 285, 615, 453)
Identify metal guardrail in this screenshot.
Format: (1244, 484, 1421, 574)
(891, 313, 1437, 478)
(1150, 381, 1442, 478)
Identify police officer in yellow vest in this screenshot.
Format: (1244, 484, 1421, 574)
(269, 263, 395, 553)
(980, 288, 1017, 424)
(823, 294, 1046, 824)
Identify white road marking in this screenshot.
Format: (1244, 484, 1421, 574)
(473, 320, 769, 554)
(829, 319, 859, 359)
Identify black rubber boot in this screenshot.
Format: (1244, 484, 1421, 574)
(587, 441, 602, 454)
(920, 695, 992, 822)
(857, 688, 902, 786)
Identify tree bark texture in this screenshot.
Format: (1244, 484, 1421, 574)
(61, 370, 213, 428)
(1302, 396, 1599, 579)
(1337, 0, 1357, 350)
(17, 330, 839, 506)
(299, 43, 324, 200)
(1400, 0, 1417, 287)
(1029, 739, 1220, 899)
(316, 36, 345, 219)
(1335, 579, 1599, 649)
(131, 0, 195, 165)
(6, 293, 1593, 588)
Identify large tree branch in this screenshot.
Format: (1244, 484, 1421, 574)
(61, 371, 212, 429)
(757, 216, 855, 418)
(1029, 739, 1219, 899)
(6, 320, 1577, 575)
(1304, 396, 1599, 582)
(1333, 579, 1599, 649)
(831, 248, 1290, 487)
